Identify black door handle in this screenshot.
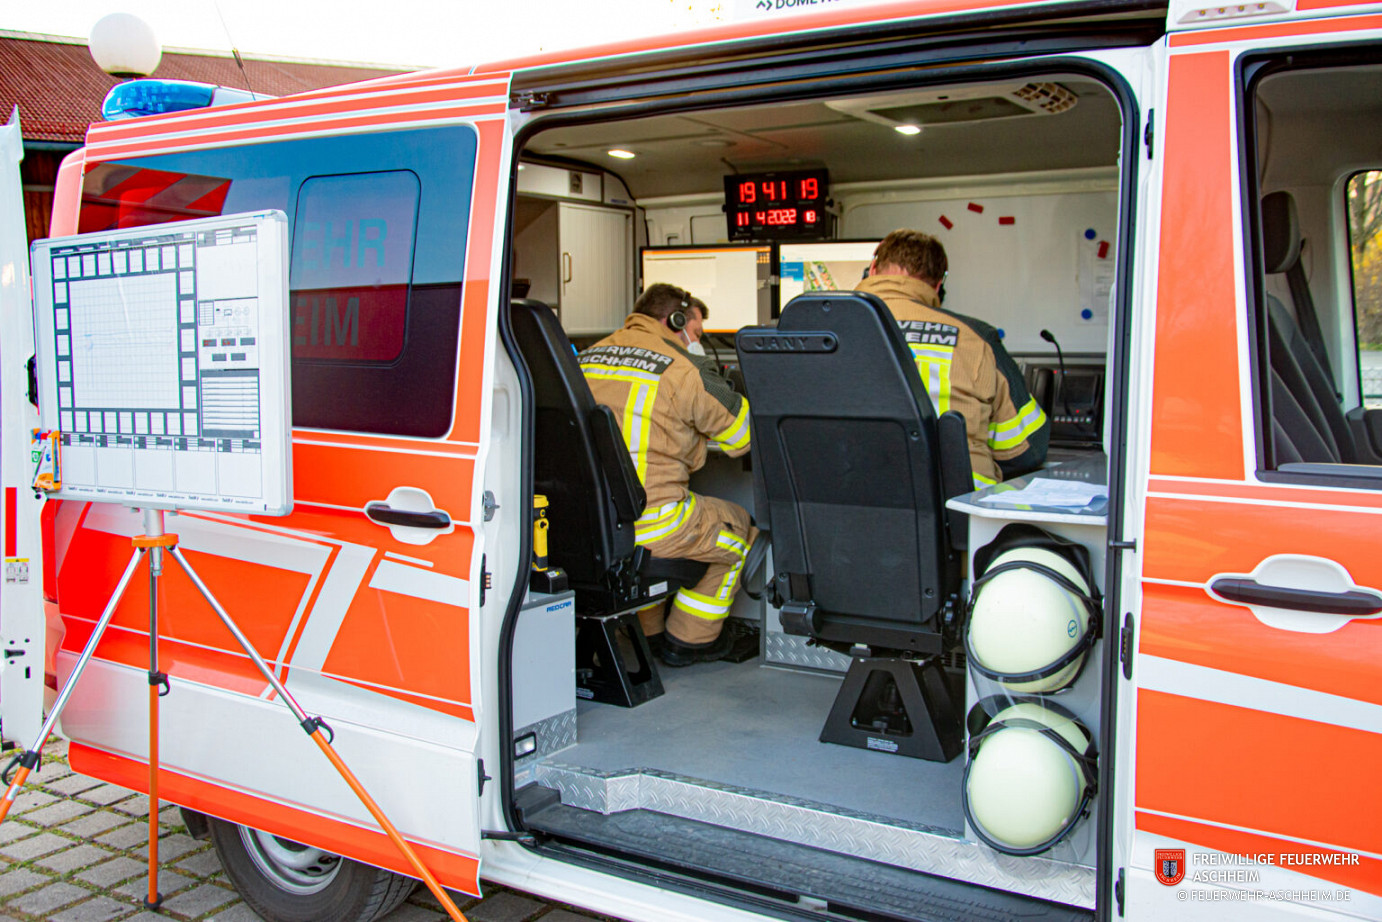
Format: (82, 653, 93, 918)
(1210, 577, 1382, 616)
(365, 502, 451, 529)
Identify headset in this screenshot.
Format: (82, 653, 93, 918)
(667, 287, 690, 332)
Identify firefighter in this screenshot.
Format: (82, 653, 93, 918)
(856, 229, 1048, 485)
(579, 284, 757, 666)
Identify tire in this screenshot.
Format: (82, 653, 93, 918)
(208, 817, 416, 922)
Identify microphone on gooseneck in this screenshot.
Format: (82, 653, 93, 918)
(1040, 328, 1074, 421)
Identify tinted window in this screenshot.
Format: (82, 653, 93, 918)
(77, 126, 476, 437)
(1348, 170, 1382, 409)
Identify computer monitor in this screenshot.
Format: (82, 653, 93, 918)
(777, 240, 879, 308)
(640, 245, 771, 333)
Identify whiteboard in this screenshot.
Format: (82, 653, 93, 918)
(641, 246, 770, 332)
(31, 211, 293, 515)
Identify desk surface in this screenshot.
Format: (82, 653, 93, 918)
(947, 454, 1109, 525)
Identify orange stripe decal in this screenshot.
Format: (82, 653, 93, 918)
(1170, 12, 1382, 45)
(1149, 52, 1244, 480)
(68, 743, 481, 896)
(1136, 689, 1382, 876)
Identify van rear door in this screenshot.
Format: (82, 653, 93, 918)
(0, 111, 47, 752)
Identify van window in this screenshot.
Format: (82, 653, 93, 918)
(1243, 53, 1382, 474)
(76, 126, 476, 437)
(1347, 170, 1382, 409)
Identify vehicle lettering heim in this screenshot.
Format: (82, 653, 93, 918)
(1, 2, 1380, 921)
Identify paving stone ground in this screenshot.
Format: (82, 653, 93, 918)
(0, 739, 622, 922)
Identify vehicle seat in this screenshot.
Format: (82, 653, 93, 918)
(736, 291, 972, 762)
(509, 299, 708, 611)
(1261, 191, 1356, 463)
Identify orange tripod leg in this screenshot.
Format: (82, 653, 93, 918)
(309, 731, 470, 921)
(0, 548, 145, 825)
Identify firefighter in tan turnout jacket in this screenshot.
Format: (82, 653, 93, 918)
(580, 284, 757, 666)
(856, 229, 1048, 486)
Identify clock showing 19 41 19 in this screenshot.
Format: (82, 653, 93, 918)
(724, 168, 829, 241)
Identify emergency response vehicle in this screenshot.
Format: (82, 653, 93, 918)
(1, 0, 1380, 920)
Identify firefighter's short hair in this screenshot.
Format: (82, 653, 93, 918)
(688, 296, 709, 321)
(873, 230, 948, 285)
(634, 283, 693, 321)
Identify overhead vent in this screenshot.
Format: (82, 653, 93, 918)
(827, 83, 1078, 130)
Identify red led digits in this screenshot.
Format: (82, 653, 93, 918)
(724, 169, 828, 240)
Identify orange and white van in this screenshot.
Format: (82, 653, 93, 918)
(2, 1, 1381, 920)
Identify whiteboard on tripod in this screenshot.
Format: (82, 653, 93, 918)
(31, 211, 293, 515)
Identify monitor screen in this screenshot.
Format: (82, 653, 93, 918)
(641, 245, 771, 333)
(777, 240, 879, 308)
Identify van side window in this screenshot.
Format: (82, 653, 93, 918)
(1347, 170, 1382, 409)
(75, 126, 476, 438)
(1243, 52, 1382, 478)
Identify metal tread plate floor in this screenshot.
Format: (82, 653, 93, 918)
(520, 791, 1094, 922)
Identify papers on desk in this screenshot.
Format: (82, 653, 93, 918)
(975, 478, 1108, 511)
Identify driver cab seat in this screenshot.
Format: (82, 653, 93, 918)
(509, 299, 707, 706)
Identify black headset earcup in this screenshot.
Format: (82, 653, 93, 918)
(668, 310, 687, 332)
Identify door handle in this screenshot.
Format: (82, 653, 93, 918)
(1209, 577, 1382, 616)
(365, 502, 450, 529)
(562, 252, 573, 285)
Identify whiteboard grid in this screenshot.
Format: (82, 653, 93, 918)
(68, 274, 182, 411)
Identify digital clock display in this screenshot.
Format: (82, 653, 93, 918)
(724, 169, 829, 241)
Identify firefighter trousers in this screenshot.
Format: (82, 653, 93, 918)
(634, 492, 758, 645)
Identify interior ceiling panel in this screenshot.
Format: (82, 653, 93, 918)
(525, 78, 1122, 198)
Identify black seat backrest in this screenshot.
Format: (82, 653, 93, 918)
(1260, 192, 1356, 462)
(509, 300, 644, 587)
(736, 292, 966, 651)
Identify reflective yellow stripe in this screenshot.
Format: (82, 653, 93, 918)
(580, 364, 661, 484)
(972, 471, 997, 489)
(909, 345, 954, 415)
(623, 382, 658, 482)
(635, 495, 697, 543)
(672, 585, 733, 620)
(715, 531, 748, 558)
(988, 396, 1047, 451)
(711, 399, 752, 452)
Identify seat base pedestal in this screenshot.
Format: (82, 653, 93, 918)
(820, 656, 962, 762)
(575, 612, 665, 708)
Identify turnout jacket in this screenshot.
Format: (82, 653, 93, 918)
(856, 274, 1048, 485)
(579, 313, 752, 509)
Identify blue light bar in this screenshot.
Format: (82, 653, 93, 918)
(101, 79, 268, 121)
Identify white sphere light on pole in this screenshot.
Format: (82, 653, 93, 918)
(89, 13, 162, 79)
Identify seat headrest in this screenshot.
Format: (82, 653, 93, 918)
(1261, 190, 1301, 274)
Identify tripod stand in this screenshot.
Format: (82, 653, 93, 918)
(0, 509, 468, 922)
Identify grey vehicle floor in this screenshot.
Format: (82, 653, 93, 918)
(563, 657, 967, 831)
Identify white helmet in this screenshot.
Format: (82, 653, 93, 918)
(962, 699, 1097, 855)
(967, 540, 1099, 694)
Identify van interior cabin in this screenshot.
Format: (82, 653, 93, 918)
(505, 71, 1126, 922)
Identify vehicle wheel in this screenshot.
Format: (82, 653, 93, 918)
(208, 816, 416, 922)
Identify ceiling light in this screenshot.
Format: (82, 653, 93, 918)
(607, 149, 636, 159)
(894, 124, 922, 136)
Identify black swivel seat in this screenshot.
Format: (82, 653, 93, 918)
(737, 292, 972, 761)
(509, 300, 707, 706)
